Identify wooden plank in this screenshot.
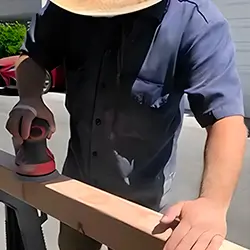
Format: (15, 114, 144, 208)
(0, 150, 247, 250)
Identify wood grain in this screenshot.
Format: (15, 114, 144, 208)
(0, 150, 247, 250)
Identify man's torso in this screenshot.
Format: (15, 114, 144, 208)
(62, 0, 188, 210)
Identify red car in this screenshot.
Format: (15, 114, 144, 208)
(0, 55, 65, 94)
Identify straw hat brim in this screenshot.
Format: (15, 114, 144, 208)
(50, 0, 162, 17)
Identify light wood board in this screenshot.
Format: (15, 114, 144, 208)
(0, 150, 247, 250)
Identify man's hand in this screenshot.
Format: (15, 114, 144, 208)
(162, 198, 227, 250)
(5, 97, 56, 145)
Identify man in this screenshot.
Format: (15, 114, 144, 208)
(5, 0, 247, 249)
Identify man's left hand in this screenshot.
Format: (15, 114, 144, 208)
(162, 197, 227, 250)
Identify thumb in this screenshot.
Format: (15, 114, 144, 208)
(161, 202, 185, 224)
(45, 113, 56, 139)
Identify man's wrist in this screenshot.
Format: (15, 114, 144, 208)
(16, 56, 46, 99)
(198, 193, 231, 213)
(19, 96, 43, 102)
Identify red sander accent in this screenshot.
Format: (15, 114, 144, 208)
(14, 117, 59, 182)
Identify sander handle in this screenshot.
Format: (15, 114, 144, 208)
(15, 117, 54, 169)
(15, 117, 56, 177)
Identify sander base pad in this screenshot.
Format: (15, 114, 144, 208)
(16, 170, 60, 182)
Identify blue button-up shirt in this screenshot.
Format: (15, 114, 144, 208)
(21, 0, 244, 211)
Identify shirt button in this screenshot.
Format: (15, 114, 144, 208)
(92, 151, 98, 157)
(95, 118, 101, 126)
(106, 49, 111, 55)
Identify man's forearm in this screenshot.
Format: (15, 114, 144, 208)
(200, 116, 247, 210)
(15, 55, 46, 99)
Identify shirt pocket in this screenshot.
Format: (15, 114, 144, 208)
(131, 77, 166, 108)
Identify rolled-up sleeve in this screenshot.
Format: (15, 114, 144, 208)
(20, 0, 68, 71)
(182, 9, 244, 128)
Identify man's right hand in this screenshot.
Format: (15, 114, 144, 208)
(5, 97, 56, 144)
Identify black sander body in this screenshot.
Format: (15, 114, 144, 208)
(14, 117, 59, 182)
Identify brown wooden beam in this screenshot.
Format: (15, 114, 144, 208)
(0, 150, 247, 250)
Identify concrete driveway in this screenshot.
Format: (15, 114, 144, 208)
(0, 92, 249, 249)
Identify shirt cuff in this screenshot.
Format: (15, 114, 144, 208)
(195, 104, 245, 128)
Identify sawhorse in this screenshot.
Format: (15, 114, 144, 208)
(0, 190, 47, 250)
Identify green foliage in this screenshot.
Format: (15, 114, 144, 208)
(0, 22, 26, 58)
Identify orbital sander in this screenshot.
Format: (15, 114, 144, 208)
(14, 117, 59, 182)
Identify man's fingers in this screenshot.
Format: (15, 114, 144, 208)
(46, 116, 56, 139)
(47, 131, 52, 139)
(6, 102, 56, 141)
(164, 222, 191, 250)
(206, 235, 224, 250)
(175, 228, 203, 250)
(46, 113, 56, 134)
(191, 232, 215, 250)
(20, 111, 36, 139)
(5, 111, 23, 138)
(161, 202, 185, 224)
